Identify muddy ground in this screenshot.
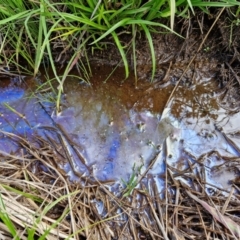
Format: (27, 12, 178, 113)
(0, 10, 240, 239)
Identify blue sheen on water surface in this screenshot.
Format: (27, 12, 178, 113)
(0, 87, 24, 103)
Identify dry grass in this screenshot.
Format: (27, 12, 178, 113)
(0, 130, 240, 239)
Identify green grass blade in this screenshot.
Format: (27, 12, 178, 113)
(34, 2, 44, 76)
(159, 0, 185, 17)
(192, 0, 240, 7)
(0, 193, 19, 240)
(123, 6, 151, 16)
(127, 19, 180, 36)
(38, 207, 70, 240)
(40, 191, 78, 219)
(132, 24, 137, 84)
(24, 9, 40, 50)
(62, 2, 93, 13)
(30, 191, 79, 239)
(112, 31, 129, 78)
(86, 0, 96, 9)
(141, 23, 156, 82)
(0, 10, 30, 24)
(145, 0, 165, 21)
(54, 12, 107, 30)
(1, 184, 42, 203)
(177, 4, 190, 17)
(186, 0, 195, 14)
(108, 3, 136, 21)
(90, 18, 131, 44)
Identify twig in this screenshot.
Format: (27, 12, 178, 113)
(225, 62, 240, 85)
(161, 7, 226, 114)
(137, 151, 161, 183)
(147, 195, 170, 240)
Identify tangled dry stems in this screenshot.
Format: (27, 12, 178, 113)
(0, 131, 240, 239)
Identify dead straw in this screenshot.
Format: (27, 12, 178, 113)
(0, 130, 240, 239)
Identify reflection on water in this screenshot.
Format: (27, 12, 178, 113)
(0, 87, 24, 103)
(0, 85, 56, 153)
(55, 75, 178, 181)
(0, 67, 240, 192)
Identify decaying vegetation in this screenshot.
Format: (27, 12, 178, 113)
(0, 0, 239, 110)
(1, 130, 240, 239)
(1, 0, 240, 239)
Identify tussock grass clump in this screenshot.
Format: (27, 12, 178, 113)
(0, 131, 240, 239)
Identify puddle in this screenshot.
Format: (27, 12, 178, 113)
(0, 66, 240, 193)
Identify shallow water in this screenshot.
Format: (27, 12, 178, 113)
(55, 74, 178, 181)
(0, 66, 240, 192)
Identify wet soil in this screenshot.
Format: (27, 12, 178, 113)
(1, 13, 240, 238)
(1, 56, 240, 195)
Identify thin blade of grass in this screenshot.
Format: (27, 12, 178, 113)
(0, 194, 19, 240)
(170, 0, 176, 30)
(141, 23, 155, 82)
(0, 11, 30, 24)
(186, 0, 195, 14)
(34, 4, 43, 76)
(145, 0, 165, 21)
(192, 0, 240, 7)
(1, 184, 42, 203)
(112, 32, 129, 78)
(132, 24, 137, 84)
(90, 17, 131, 44)
(38, 207, 70, 240)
